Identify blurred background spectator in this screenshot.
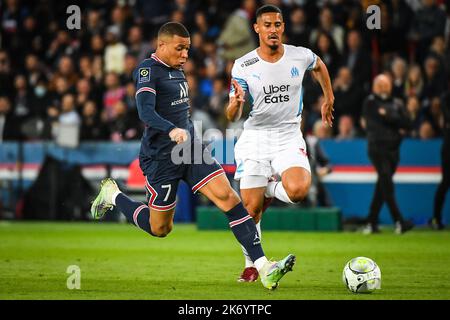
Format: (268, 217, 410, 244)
(0, 0, 447, 145)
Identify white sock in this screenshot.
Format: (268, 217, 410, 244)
(241, 221, 262, 268)
(254, 256, 269, 272)
(242, 246, 254, 268)
(265, 181, 294, 204)
(111, 190, 122, 206)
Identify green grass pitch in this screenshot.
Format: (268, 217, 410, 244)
(1, 221, 449, 300)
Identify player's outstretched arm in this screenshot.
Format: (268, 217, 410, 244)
(136, 91, 177, 133)
(225, 79, 245, 122)
(311, 57, 335, 127)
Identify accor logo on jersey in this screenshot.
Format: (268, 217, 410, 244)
(263, 84, 290, 103)
(171, 82, 190, 106)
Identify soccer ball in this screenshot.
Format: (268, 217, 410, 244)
(342, 257, 381, 293)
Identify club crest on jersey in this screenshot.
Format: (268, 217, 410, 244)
(138, 68, 151, 83)
(291, 66, 299, 78)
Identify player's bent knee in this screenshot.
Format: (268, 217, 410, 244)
(243, 200, 263, 218)
(150, 225, 172, 238)
(285, 184, 310, 203)
(219, 188, 240, 204)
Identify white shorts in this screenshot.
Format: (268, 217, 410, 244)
(234, 128, 311, 188)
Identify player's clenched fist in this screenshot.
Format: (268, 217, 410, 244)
(169, 128, 189, 144)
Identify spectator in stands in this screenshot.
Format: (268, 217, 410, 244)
(427, 36, 448, 78)
(0, 0, 449, 147)
(108, 100, 141, 142)
(405, 95, 423, 138)
(171, 0, 197, 30)
(336, 115, 357, 140)
(390, 57, 408, 101)
(103, 72, 126, 122)
(332, 66, 364, 128)
(45, 30, 78, 66)
(422, 55, 447, 100)
(48, 76, 70, 107)
(24, 54, 47, 88)
(78, 56, 93, 80)
(121, 53, 138, 84)
(404, 64, 424, 98)
(207, 77, 229, 131)
(108, 6, 131, 43)
(313, 32, 340, 79)
(133, 0, 172, 38)
(42, 103, 59, 140)
(217, 0, 257, 62)
(75, 78, 95, 110)
(0, 50, 14, 99)
(419, 121, 435, 139)
(376, 2, 402, 59)
(342, 30, 371, 92)
(104, 26, 127, 74)
(91, 55, 105, 89)
(31, 78, 51, 119)
(186, 73, 208, 113)
(59, 93, 81, 126)
(49, 55, 79, 92)
(203, 39, 225, 81)
(305, 131, 333, 208)
(310, 6, 345, 54)
(90, 34, 105, 57)
(20, 16, 41, 59)
(80, 100, 108, 141)
(123, 82, 137, 111)
(285, 6, 311, 48)
(423, 96, 444, 136)
(193, 11, 220, 39)
(313, 118, 333, 140)
(409, 0, 446, 63)
(13, 74, 34, 119)
(85, 10, 105, 38)
(1, 0, 30, 62)
(0, 96, 19, 141)
(127, 26, 153, 62)
(385, 0, 414, 58)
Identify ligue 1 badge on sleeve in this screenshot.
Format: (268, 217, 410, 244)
(139, 68, 151, 83)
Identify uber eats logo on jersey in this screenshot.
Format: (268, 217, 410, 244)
(263, 85, 290, 103)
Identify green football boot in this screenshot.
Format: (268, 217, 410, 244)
(260, 254, 296, 290)
(90, 178, 119, 220)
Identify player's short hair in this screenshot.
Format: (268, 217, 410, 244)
(256, 4, 283, 20)
(158, 22, 190, 39)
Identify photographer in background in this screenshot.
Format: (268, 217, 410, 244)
(361, 74, 414, 234)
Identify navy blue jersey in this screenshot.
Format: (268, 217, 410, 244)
(133, 53, 195, 165)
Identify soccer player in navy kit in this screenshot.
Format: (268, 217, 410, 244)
(91, 22, 295, 290)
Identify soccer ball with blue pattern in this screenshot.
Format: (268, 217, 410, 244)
(342, 257, 381, 293)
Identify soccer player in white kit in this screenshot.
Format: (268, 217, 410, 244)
(226, 5, 335, 282)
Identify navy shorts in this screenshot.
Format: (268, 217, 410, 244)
(142, 141, 224, 211)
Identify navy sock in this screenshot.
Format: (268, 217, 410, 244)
(115, 193, 154, 236)
(225, 202, 265, 263)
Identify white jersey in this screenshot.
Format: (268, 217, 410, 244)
(230, 44, 317, 133)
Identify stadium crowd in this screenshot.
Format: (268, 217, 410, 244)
(0, 0, 449, 143)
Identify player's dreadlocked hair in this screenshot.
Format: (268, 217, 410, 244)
(256, 4, 283, 20)
(158, 22, 190, 39)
